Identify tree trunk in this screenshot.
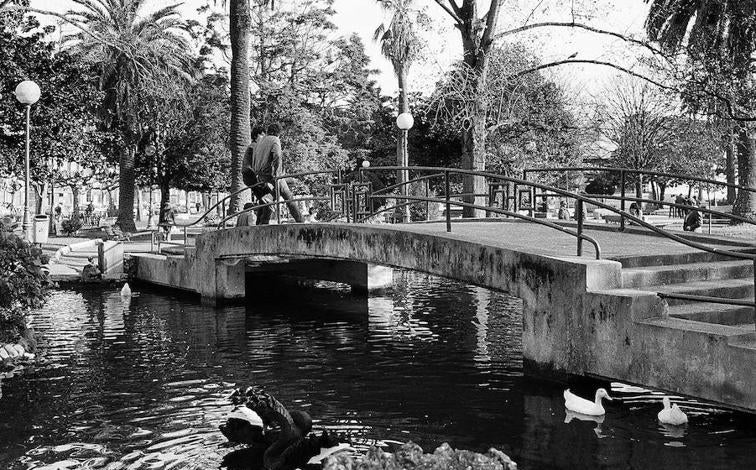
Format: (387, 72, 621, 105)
(159, 183, 170, 225)
(457, 0, 497, 219)
(733, 123, 756, 220)
(33, 182, 45, 214)
(461, 107, 487, 218)
(135, 186, 143, 221)
(460, 51, 489, 218)
(116, 146, 137, 231)
(726, 129, 737, 204)
(229, 0, 252, 214)
(71, 185, 80, 219)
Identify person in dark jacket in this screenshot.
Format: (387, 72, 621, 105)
(683, 205, 702, 232)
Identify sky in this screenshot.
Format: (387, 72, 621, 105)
(28, 0, 653, 100)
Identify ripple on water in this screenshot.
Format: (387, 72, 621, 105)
(0, 275, 755, 470)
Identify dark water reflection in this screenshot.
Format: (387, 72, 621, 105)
(0, 271, 755, 469)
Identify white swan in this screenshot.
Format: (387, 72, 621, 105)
(658, 396, 688, 426)
(564, 388, 613, 416)
(120, 283, 132, 297)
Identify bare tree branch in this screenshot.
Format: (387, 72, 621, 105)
(497, 21, 667, 59)
(509, 59, 756, 123)
(0, 5, 117, 48)
(480, 0, 502, 50)
(433, 0, 462, 26)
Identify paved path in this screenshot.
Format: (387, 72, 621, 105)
(393, 220, 753, 260)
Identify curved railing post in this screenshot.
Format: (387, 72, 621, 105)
(445, 170, 451, 232)
(576, 199, 584, 256)
(425, 180, 430, 221)
(275, 179, 281, 225)
(620, 170, 626, 232)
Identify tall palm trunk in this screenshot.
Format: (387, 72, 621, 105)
(228, 0, 251, 214)
(116, 146, 137, 232)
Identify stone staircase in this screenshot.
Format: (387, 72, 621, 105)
(615, 250, 755, 330)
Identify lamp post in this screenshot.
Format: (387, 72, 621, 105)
(14, 81, 41, 240)
(396, 112, 414, 222)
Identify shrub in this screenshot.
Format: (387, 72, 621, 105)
(61, 216, 83, 235)
(0, 220, 50, 343)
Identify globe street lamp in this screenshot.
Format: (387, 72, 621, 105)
(15, 81, 41, 240)
(396, 112, 414, 222)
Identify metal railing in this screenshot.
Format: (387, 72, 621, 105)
(523, 166, 756, 233)
(523, 165, 755, 326)
(149, 164, 754, 328)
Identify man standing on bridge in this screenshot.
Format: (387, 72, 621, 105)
(247, 123, 303, 224)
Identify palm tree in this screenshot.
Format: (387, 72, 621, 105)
(227, 0, 252, 214)
(644, 1, 756, 219)
(64, 0, 195, 232)
(374, 0, 425, 221)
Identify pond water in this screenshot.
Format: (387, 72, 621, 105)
(1, 272, 755, 470)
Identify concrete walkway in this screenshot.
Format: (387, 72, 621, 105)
(398, 220, 754, 260)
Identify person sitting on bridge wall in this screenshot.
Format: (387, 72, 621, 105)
(558, 201, 571, 220)
(247, 123, 304, 224)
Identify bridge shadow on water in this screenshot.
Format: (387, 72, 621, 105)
(0, 273, 755, 469)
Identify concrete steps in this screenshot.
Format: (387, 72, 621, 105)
(620, 248, 754, 328)
(622, 260, 754, 288)
(667, 301, 755, 326)
(611, 249, 755, 269)
(640, 278, 754, 305)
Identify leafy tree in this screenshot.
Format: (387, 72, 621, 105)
(63, 0, 196, 231)
(0, 13, 116, 217)
(135, 73, 231, 223)
(644, 0, 756, 219)
(427, 43, 586, 181)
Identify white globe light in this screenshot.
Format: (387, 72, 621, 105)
(15, 81, 41, 105)
(396, 112, 414, 130)
(361, 160, 370, 168)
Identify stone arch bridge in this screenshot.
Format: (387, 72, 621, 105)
(132, 221, 756, 412)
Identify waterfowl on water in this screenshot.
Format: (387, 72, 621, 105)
(658, 396, 688, 426)
(564, 388, 613, 416)
(121, 283, 132, 297)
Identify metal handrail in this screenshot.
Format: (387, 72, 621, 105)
(586, 194, 756, 227)
(361, 193, 602, 259)
(524, 166, 756, 194)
